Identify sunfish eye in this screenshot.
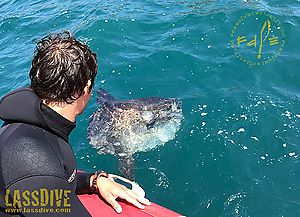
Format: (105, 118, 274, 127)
(146, 119, 156, 129)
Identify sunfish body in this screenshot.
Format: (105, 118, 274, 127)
(87, 89, 183, 180)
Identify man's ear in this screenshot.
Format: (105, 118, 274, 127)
(83, 80, 92, 95)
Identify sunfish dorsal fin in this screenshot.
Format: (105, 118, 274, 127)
(97, 88, 116, 105)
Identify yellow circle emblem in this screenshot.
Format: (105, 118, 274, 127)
(230, 11, 285, 66)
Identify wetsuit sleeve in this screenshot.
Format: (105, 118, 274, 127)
(0, 125, 92, 216)
(76, 171, 94, 195)
(5, 176, 92, 217)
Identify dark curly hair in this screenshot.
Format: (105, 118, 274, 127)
(30, 31, 98, 104)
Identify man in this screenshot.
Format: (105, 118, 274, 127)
(0, 31, 150, 216)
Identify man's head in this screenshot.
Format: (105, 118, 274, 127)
(30, 31, 98, 105)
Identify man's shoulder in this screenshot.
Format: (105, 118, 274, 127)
(0, 123, 55, 152)
(1, 122, 43, 140)
(0, 123, 66, 186)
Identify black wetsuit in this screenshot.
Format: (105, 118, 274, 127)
(0, 87, 93, 216)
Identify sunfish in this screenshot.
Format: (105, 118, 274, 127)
(87, 88, 183, 180)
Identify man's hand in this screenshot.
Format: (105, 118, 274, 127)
(96, 176, 151, 213)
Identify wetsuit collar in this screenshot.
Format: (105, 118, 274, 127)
(0, 87, 76, 141)
(40, 103, 76, 141)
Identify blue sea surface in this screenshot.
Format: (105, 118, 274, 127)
(1, 1, 300, 216)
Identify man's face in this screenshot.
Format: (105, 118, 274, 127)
(77, 87, 93, 115)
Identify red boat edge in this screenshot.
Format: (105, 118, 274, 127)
(78, 193, 185, 217)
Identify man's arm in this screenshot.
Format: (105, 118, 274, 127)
(76, 171, 93, 195)
(0, 125, 91, 216)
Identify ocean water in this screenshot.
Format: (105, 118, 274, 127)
(1, 0, 300, 216)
